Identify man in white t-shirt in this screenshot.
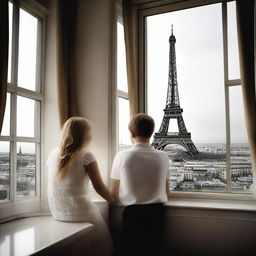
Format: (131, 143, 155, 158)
(111, 113, 169, 255)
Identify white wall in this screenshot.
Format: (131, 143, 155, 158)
(75, 0, 113, 185)
(42, 0, 60, 210)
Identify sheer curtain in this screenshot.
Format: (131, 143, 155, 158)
(0, 0, 9, 133)
(56, 0, 78, 127)
(122, 0, 139, 117)
(236, 0, 256, 179)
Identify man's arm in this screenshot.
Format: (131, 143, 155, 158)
(111, 179, 120, 203)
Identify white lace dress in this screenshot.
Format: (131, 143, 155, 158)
(47, 148, 114, 256)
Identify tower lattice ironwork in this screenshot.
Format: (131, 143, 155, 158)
(152, 26, 198, 158)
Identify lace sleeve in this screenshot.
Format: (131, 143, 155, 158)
(83, 151, 96, 166)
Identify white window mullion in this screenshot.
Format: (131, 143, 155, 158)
(222, 1, 232, 193)
(36, 143, 41, 200)
(10, 93, 17, 202)
(12, 1, 20, 203)
(16, 88, 44, 101)
(117, 90, 129, 100)
(226, 79, 241, 86)
(12, 0, 19, 88)
(35, 18, 42, 93)
(224, 85, 232, 192)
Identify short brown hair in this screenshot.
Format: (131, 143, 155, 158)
(128, 113, 155, 138)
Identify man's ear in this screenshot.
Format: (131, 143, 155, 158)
(130, 130, 136, 138)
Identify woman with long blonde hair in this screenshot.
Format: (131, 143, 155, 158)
(47, 117, 115, 256)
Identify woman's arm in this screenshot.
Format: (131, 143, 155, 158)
(86, 161, 116, 205)
(111, 179, 120, 202)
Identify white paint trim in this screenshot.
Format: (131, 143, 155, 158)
(0, 0, 46, 219)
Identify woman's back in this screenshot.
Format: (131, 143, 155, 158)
(47, 148, 96, 221)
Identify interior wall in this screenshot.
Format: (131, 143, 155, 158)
(75, 0, 113, 185)
(42, 0, 60, 210)
(110, 206, 256, 256)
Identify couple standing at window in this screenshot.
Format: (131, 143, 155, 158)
(47, 113, 169, 256)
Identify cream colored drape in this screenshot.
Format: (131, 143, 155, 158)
(122, 0, 139, 117)
(236, 0, 256, 177)
(57, 0, 78, 127)
(0, 0, 9, 133)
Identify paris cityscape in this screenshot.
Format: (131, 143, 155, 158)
(0, 142, 253, 201)
(0, 148, 36, 201)
(119, 143, 253, 192)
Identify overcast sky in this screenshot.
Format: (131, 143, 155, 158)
(146, 1, 248, 144)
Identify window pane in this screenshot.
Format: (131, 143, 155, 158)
(117, 22, 128, 93)
(1, 93, 11, 136)
(16, 142, 36, 198)
(118, 97, 132, 151)
(0, 142, 10, 201)
(227, 1, 240, 80)
(7, 2, 13, 83)
(18, 8, 38, 91)
(17, 96, 40, 137)
(229, 86, 253, 192)
(147, 4, 227, 192)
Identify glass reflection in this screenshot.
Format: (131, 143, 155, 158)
(14, 228, 35, 256)
(0, 235, 10, 256)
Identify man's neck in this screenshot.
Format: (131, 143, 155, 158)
(133, 137, 150, 144)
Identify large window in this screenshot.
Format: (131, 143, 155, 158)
(115, 0, 253, 197)
(0, 1, 44, 208)
(144, 1, 252, 194)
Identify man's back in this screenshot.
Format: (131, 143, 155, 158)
(111, 142, 169, 206)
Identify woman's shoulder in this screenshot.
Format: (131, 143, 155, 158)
(78, 149, 96, 166)
(47, 148, 60, 165)
(51, 147, 60, 154)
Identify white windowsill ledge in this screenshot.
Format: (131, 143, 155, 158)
(165, 198, 256, 212)
(0, 216, 93, 256)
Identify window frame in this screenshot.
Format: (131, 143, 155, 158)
(114, 0, 131, 154)
(0, 0, 47, 219)
(136, 0, 254, 201)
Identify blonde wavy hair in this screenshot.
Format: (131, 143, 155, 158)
(57, 117, 92, 178)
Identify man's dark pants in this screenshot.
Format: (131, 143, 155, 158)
(122, 203, 166, 256)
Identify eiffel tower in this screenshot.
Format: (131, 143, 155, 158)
(152, 26, 198, 158)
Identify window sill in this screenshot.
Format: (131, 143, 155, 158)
(0, 216, 93, 256)
(166, 197, 256, 212)
(167, 191, 256, 211)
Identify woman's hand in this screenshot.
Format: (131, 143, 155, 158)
(108, 195, 118, 206)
